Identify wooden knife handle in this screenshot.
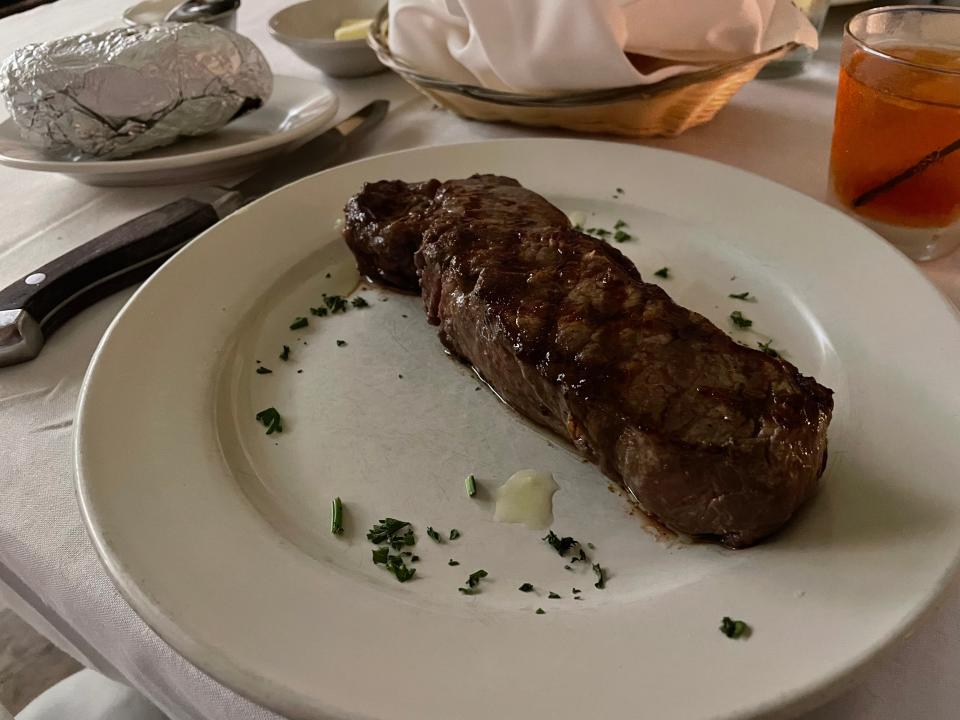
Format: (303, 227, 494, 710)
(0, 197, 219, 337)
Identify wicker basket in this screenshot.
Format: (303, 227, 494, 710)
(369, 5, 794, 138)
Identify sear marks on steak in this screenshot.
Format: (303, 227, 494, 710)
(343, 175, 833, 548)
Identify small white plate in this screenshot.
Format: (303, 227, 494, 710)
(77, 139, 960, 720)
(0, 76, 338, 186)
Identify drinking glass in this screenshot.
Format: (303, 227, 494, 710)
(829, 6, 960, 261)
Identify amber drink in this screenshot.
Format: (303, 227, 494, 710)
(829, 6, 960, 261)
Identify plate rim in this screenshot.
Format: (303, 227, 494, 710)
(75, 137, 960, 720)
(0, 75, 338, 176)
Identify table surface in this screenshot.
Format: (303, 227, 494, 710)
(1, 2, 958, 719)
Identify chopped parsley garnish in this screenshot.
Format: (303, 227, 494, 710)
(384, 554, 416, 582)
(543, 530, 578, 556)
(330, 497, 343, 535)
(614, 219, 628, 230)
(720, 616, 750, 639)
(255, 407, 283, 435)
(548, 591, 561, 599)
(616, 187, 624, 194)
(729, 291, 754, 301)
(586, 542, 595, 550)
(255, 366, 272, 374)
(466, 569, 488, 588)
(448, 559, 460, 566)
(572, 588, 581, 594)
(410, 555, 419, 562)
(613, 229, 632, 243)
(366, 518, 411, 544)
(388, 529, 415, 550)
(426, 526, 442, 543)
(323, 294, 348, 313)
(351, 297, 369, 308)
(654, 267, 670, 279)
(564, 565, 573, 571)
(519, 583, 535, 592)
(336, 339, 347, 347)
(757, 340, 780, 358)
(730, 310, 753, 329)
(310, 306, 328, 317)
(535, 608, 545, 615)
(279, 345, 291, 361)
(465, 474, 477, 497)
(449, 529, 461, 540)
(459, 569, 488, 594)
(372, 547, 389, 564)
(592, 563, 606, 589)
(585, 227, 611, 238)
(289, 317, 308, 330)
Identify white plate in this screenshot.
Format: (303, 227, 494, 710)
(76, 140, 960, 720)
(0, 76, 338, 186)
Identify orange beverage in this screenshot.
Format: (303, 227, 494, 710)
(829, 7, 960, 261)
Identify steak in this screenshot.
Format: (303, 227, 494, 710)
(343, 175, 833, 548)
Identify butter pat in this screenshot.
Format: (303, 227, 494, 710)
(334, 18, 373, 41)
(494, 469, 559, 530)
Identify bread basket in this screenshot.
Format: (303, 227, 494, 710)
(369, 4, 794, 138)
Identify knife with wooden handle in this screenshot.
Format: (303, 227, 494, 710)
(0, 99, 388, 368)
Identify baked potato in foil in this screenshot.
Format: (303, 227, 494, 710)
(0, 23, 272, 160)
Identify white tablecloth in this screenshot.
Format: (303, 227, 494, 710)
(1, 2, 958, 719)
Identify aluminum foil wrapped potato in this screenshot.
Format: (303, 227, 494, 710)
(0, 23, 272, 160)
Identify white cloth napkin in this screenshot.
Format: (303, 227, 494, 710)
(388, 0, 819, 93)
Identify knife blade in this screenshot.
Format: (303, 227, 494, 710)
(0, 99, 388, 368)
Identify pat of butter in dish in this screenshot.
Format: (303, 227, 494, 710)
(334, 18, 373, 41)
(493, 469, 559, 530)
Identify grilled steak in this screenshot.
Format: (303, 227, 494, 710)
(343, 175, 833, 548)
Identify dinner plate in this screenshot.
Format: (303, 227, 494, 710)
(0, 76, 337, 186)
(76, 139, 960, 720)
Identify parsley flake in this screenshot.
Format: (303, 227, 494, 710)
(729, 291, 754, 301)
(757, 340, 780, 358)
(371, 547, 389, 564)
(366, 518, 411, 544)
(255, 407, 283, 435)
(449, 529, 461, 540)
(654, 267, 670, 279)
(279, 345, 291, 361)
(323, 294, 348, 313)
(614, 219, 628, 230)
(448, 559, 460, 566)
(730, 310, 753, 329)
(592, 563, 606, 589)
(426, 526, 442, 543)
(384, 554, 416, 582)
(466, 569, 488, 588)
(351, 297, 369, 308)
(720, 616, 751, 639)
(336, 339, 347, 347)
(548, 592, 561, 599)
(289, 317, 308, 330)
(519, 583, 535, 592)
(255, 366, 272, 375)
(310, 306, 328, 317)
(535, 608, 545, 615)
(543, 530, 578, 556)
(613, 229, 632, 243)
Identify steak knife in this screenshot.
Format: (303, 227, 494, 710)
(0, 99, 389, 368)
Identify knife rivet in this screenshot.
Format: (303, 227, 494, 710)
(25, 273, 45, 285)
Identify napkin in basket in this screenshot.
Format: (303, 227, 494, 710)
(388, 0, 818, 93)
